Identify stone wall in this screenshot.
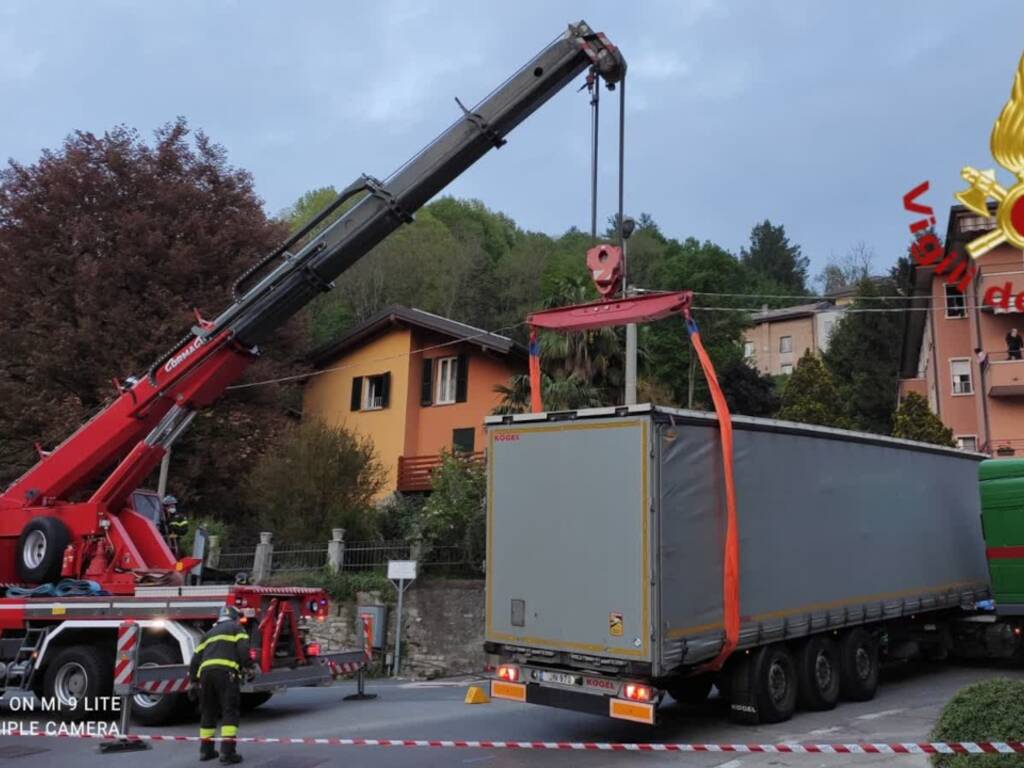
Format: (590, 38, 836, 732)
(310, 579, 485, 679)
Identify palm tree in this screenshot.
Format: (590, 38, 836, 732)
(493, 277, 624, 413)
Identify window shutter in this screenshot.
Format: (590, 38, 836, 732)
(350, 377, 363, 411)
(420, 359, 433, 406)
(381, 372, 391, 408)
(455, 353, 468, 403)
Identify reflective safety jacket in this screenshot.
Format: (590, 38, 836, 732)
(189, 619, 253, 680)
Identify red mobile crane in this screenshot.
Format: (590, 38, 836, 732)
(0, 22, 626, 723)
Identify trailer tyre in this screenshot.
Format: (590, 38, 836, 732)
(796, 635, 840, 711)
(16, 517, 70, 584)
(839, 628, 879, 702)
(132, 644, 190, 726)
(728, 644, 797, 724)
(42, 645, 112, 717)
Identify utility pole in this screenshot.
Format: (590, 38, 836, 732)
(622, 216, 637, 404)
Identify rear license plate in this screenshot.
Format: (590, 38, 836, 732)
(540, 671, 579, 686)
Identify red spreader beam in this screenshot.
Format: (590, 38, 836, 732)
(527, 291, 692, 331)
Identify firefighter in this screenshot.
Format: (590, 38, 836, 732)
(189, 605, 256, 763)
(163, 495, 189, 556)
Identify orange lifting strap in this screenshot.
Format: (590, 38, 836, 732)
(526, 292, 739, 670)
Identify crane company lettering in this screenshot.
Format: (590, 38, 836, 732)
(163, 336, 206, 373)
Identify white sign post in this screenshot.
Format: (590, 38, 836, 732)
(388, 560, 417, 676)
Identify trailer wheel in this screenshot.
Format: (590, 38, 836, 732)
(666, 674, 713, 706)
(727, 644, 797, 724)
(240, 692, 274, 711)
(796, 635, 840, 711)
(132, 644, 190, 726)
(16, 517, 70, 584)
(42, 645, 112, 717)
(839, 628, 879, 701)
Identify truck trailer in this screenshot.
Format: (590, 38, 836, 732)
(483, 405, 1022, 725)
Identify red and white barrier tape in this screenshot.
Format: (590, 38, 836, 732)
(7, 731, 1024, 754)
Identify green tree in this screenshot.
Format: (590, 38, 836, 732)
(244, 420, 385, 542)
(719, 361, 780, 417)
(421, 452, 486, 570)
(777, 351, 852, 428)
(645, 237, 751, 407)
(824, 277, 904, 434)
(740, 220, 809, 294)
(891, 393, 955, 446)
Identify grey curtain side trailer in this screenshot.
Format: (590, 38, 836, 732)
(483, 405, 998, 725)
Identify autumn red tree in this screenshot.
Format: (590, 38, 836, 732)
(0, 119, 302, 525)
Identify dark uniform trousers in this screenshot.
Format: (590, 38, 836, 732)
(189, 619, 251, 758)
(199, 668, 240, 743)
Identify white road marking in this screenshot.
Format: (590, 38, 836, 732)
(808, 726, 842, 735)
(856, 708, 905, 720)
(713, 760, 743, 768)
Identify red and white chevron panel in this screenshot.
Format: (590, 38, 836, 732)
(136, 678, 191, 694)
(113, 621, 141, 693)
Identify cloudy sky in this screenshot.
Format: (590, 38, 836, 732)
(2, 1, 1023, 286)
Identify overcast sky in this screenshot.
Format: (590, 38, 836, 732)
(3, 1, 1023, 287)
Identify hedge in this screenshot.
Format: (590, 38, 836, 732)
(931, 678, 1024, 767)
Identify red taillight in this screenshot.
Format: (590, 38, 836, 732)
(306, 643, 321, 656)
(497, 665, 519, 682)
(249, 648, 258, 660)
(623, 683, 652, 702)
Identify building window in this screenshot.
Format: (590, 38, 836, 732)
(944, 284, 966, 318)
(452, 428, 475, 453)
(779, 336, 793, 353)
(743, 341, 755, 360)
(436, 356, 459, 404)
(950, 359, 973, 395)
(350, 373, 390, 411)
(956, 436, 978, 452)
(780, 363, 794, 375)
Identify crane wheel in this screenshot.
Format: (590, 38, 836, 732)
(16, 517, 71, 584)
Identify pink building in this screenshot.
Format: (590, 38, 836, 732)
(899, 204, 1024, 455)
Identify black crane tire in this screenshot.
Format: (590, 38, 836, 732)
(16, 517, 71, 584)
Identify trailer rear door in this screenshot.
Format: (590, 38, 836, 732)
(485, 415, 652, 662)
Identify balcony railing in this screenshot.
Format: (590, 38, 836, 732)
(397, 451, 485, 492)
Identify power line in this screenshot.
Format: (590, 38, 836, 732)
(691, 290, 920, 302)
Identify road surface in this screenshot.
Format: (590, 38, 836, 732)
(0, 661, 1019, 767)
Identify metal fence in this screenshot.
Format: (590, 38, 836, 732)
(272, 545, 329, 573)
(208, 535, 481, 580)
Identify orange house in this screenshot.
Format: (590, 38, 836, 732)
(303, 306, 525, 495)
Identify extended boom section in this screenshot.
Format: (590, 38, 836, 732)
(0, 22, 626, 592)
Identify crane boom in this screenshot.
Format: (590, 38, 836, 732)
(0, 21, 625, 593)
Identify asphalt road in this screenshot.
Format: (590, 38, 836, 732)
(0, 661, 1021, 768)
